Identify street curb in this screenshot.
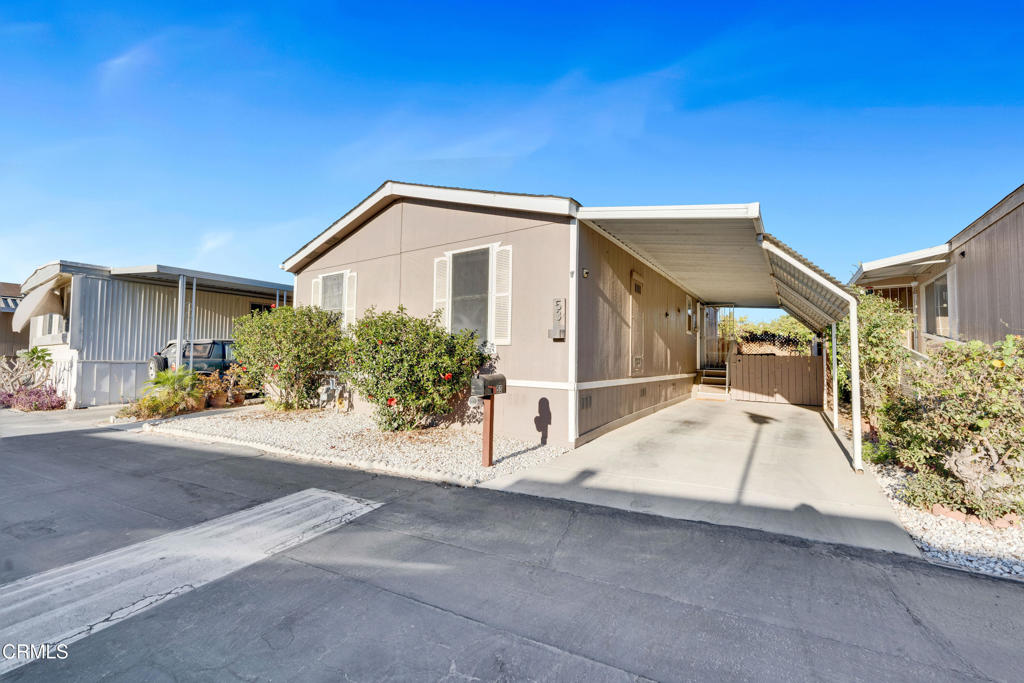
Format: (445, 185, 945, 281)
(144, 423, 481, 488)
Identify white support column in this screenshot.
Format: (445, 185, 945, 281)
(189, 277, 197, 370)
(849, 301, 863, 472)
(175, 274, 185, 370)
(567, 217, 580, 445)
(831, 322, 839, 429)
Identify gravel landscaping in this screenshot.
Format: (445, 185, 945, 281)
(866, 461, 1024, 579)
(148, 405, 567, 486)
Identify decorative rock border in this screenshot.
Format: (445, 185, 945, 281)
(144, 422, 481, 487)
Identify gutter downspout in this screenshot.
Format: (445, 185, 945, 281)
(831, 323, 839, 429)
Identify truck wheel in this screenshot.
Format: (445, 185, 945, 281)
(148, 356, 167, 379)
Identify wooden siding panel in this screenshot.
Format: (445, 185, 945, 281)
(731, 355, 823, 407)
(954, 202, 1024, 342)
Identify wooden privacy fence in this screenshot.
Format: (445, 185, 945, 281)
(730, 354, 823, 406)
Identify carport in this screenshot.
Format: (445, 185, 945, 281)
(572, 202, 864, 471)
(483, 203, 912, 553)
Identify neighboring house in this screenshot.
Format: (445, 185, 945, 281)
(282, 181, 860, 460)
(13, 261, 292, 407)
(850, 182, 1024, 352)
(0, 282, 30, 358)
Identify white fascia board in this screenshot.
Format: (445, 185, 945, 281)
(859, 243, 950, 274)
(577, 202, 760, 222)
(282, 181, 577, 273)
(110, 265, 293, 293)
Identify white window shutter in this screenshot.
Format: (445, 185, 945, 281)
(344, 271, 357, 325)
(433, 256, 450, 328)
(311, 277, 322, 308)
(492, 246, 512, 345)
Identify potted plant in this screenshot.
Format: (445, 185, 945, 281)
(201, 372, 228, 409)
(224, 363, 250, 406)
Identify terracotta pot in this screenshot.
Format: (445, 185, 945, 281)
(231, 393, 245, 406)
(208, 392, 228, 409)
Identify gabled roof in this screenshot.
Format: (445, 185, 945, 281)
(282, 181, 579, 273)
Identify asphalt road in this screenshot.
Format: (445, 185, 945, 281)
(1, 408, 1022, 682)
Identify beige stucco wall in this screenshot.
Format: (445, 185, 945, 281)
(575, 224, 698, 438)
(294, 198, 573, 444)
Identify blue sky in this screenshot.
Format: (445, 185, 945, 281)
(2, 1, 1022, 322)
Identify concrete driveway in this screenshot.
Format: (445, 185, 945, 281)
(484, 399, 918, 555)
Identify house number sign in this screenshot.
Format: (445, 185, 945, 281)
(548, 298, 566, 340)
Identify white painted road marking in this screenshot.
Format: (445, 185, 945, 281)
(0, 488, 379, 674)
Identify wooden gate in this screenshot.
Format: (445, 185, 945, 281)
(730, 354, 823, 406)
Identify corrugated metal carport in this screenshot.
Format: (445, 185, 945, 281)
(576, 203, 864, 470)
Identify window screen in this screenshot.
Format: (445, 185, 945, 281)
(321, 273, 346, 311)
(450, 248, 490, 343)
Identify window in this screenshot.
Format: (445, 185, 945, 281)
(925, 274, 950, 337)
(251, 302, 273, 313)
(312, 270, 357, 324)
(630, 272, 644, 375)
(433, 244, 512, 346)
(686, 296, 695, 334)
(321, 273, 346, 311)
(450, 248, 490, 342)
(183, 342, 213, 359)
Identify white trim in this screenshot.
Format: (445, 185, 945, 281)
(578, 373, 696, 390)
(578, 202, 760, 221)
(282, 181, 577, 272)
(568, 217, 580, 443)
(507, 380, 572, 390)
(859, 243, 951, 273)
(507, 373, 697, 392)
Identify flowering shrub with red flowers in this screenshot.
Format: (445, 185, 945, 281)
(340, 306, 491, 430)
(232, 306, 348, 409)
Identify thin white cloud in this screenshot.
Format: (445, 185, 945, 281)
(98, 40, 158, 93)
(328, 66, 682, 180)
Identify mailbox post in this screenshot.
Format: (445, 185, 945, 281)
(471, 373, 506, 467)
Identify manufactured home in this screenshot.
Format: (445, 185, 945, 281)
(851, 182, 1024, 352)
(282, 182, 867, 467)
(0, 282, 29, 359)
(12, 261, 292, 407)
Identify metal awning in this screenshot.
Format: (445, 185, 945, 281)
(849, 243, 951, 286)
(0, 296, 19, 314)
(576, 203, 864, 470)
(110, 265, 291, 299)
(11, 286, 62, 333)
(576, 205, 852, 326)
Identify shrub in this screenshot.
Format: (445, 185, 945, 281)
(738, 330, 807, 351)
(340, 307, 491, 430)
(120, 368, 203, 419)
(880, 335, 1024, 519)
(8, 384, 66, 411)
(232, 306, 348, 409)
(833, 291, 915, 426)
(0, 346, 52, 396)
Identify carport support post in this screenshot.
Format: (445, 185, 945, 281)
(831, 323, 839, 428)
(175, 274, 185, 371)
(849, 302, 863, 472)
(189, 277, 197, 370)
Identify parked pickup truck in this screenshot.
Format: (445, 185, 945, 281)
(148, 339, 237, 378)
